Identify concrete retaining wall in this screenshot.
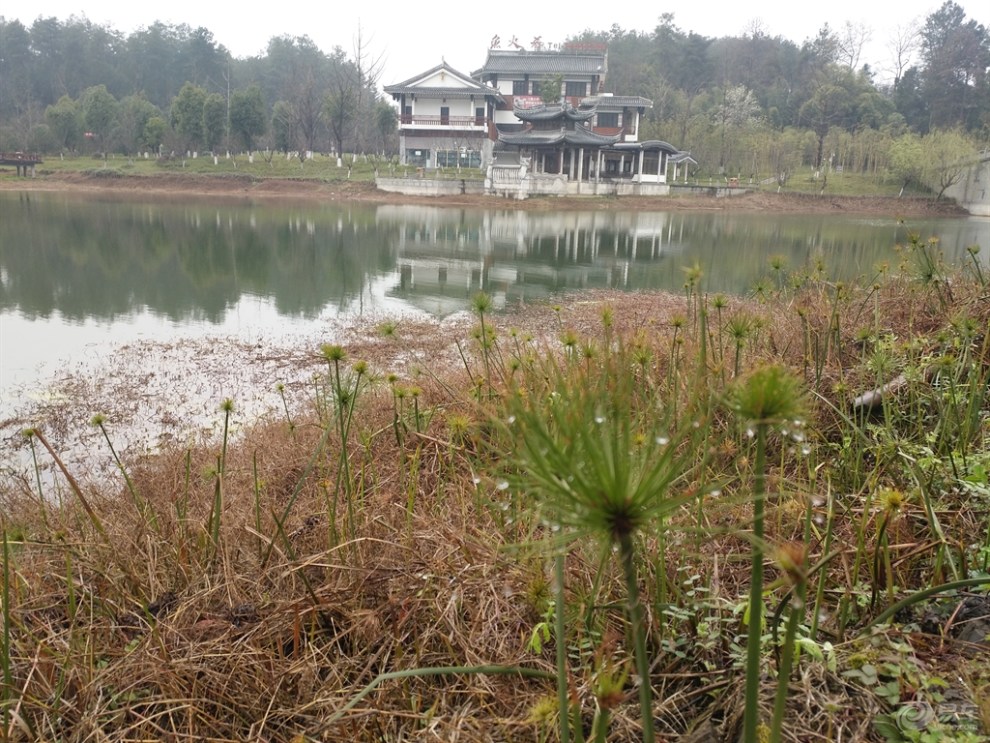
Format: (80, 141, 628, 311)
(944, 155, 990, 217)
(669, 184, 749, 198)
(376, 177, 486, 197)
(377, 176, 747, 200)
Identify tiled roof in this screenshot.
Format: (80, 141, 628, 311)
(581, 95, 653, 110)
(473, 49, 606, 77)
(385, 61, 499, 97)
(513, 103, 594, 122)
(499, 129, 620, 147)
(384, 87, 501, 100)
(612, 140, 681, 154)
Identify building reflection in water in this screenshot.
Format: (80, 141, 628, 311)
(378, 205, 688, 315)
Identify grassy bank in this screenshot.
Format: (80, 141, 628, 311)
(1, 236, 989, 741)
(1, 153, 942, 201)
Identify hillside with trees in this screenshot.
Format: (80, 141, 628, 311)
(0, 2, 986, 189)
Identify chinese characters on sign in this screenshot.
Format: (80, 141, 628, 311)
(489, 35, 561, 51)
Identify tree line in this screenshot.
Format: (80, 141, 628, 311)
(0, 3, 987, 191)
(0, 18, 396, 158)
(576, 3, 988, 186)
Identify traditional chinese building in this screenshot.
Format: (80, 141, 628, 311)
(381, 42, 696, 198)
(472, 44, 608, 132)
(383, 61, 502, 170)
(488, 102, 695, 198)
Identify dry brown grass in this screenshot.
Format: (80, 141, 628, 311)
(2, 261, 988, 742)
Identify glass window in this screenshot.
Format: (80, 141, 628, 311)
(565, 81, 587, 97)
(512, 80, 529, 95)
(437, 150, 482, 168)
(406, 149, 428, 166)
(597, 112, 619, 128)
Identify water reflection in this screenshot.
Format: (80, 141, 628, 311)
(1, 192, 985, 326)
(0, 193, 400, 323)
(378, 204, 986, 312)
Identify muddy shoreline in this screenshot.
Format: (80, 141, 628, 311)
(0, 170, 969, 216)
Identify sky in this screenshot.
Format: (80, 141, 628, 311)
(4, 1, 988, 88)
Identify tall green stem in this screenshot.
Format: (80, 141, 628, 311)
(744, 423, 768, 743)
(555, 552, 571, 743)
(618, 531, 655, 743)
(770, 578, 806, 742)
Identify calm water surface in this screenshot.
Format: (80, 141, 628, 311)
(1, 190, 987, 411)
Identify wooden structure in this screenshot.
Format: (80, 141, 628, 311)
(0, 152, 42, 176)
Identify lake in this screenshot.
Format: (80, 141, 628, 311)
(1, 189, 987, 421)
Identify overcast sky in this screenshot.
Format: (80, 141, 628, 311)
(5, 1, 987, 87)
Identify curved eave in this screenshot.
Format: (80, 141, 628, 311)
(385, 86, 503, 102)
(581, 95, 654, 110)
(499, 130, 620, 147)
(513, 104, 595, 123)
(612, 140, 681, 154)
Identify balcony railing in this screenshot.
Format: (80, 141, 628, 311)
(399, 115, 487, 128)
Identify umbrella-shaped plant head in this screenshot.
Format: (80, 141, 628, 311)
(730, 364, 809, 743)
(503, 339, 713, 743)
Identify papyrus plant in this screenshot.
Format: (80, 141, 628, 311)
(504, 336, 712, 743)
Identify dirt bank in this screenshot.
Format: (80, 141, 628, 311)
(0, 169, 969, 216)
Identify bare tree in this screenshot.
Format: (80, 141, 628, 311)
(324, 49, 358, 158)
(885, 22, 921, 85)
(837, 21, 872, 70)
(351, 22, 386, 153)
(743, 18, 768, 40)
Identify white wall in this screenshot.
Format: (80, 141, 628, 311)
(410, 99, 478, 117)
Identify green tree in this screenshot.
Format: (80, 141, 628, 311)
(920, 1, 990, 130)
(180, 26, 228, 90)
(711, 85, 761, 172)
(80, 84, 118, 151)
(229, 85, 266, 151)
(170, 82, 207, 150)
(202, 93, 226, 151)
(45, 94, 82, 151)
(922, 128, 979, 200)
(263, 36, 330, 153)
(539, 74, 563, 104)
(324, 86, 355, 156)
(28, 123, 57, 152)
(116, 94, 160, 153)
(373, 101, 397, 155)
(0, 19, 34, 119)
(893, 67, 930, 132)
(125, 22, 181, 109)
(271, 100, 297, 151)
(798, 69, 859, 168)
(143, 116, 167, 152)
(889, 131, 926, 195)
